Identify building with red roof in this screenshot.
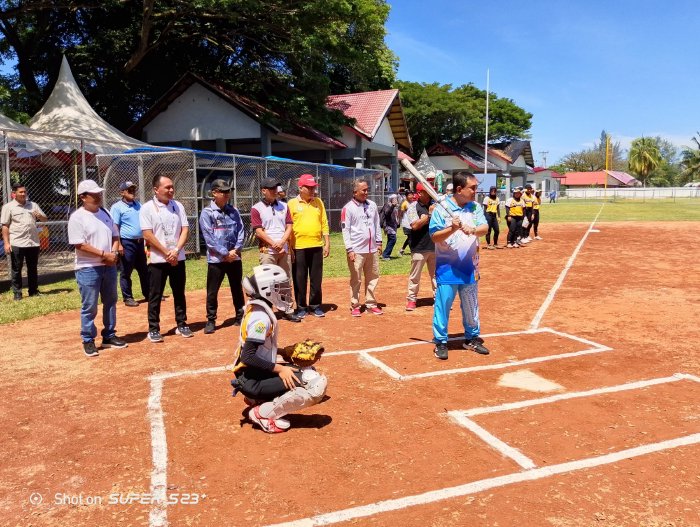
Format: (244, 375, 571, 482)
(553, 170, 640, 187)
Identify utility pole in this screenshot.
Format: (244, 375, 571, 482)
(539, 151, 549, 169)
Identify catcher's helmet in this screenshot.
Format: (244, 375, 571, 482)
(242, 264, 293, 312)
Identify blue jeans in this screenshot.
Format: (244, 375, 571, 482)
(433, 282, 480, 344)
(382, 230, 397, 259)
(76, 265, 118, 343)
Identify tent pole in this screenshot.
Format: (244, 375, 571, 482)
(81, 140, 86, 180)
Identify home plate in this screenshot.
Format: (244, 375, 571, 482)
(498, 370, 564, 392)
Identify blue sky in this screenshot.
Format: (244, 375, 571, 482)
(386, 0, 700, 166)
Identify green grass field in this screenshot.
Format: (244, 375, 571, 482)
(1, 199, 698, 324)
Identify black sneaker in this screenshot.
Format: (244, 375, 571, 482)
(102, 336, 128, 349)
(148, 330, 164, 343)
(13, 293, 22, 301)
(471, 336, 485, 344)
(124, 298, 139, 307)
(283, 313, 302, 323)
(28, 291, 43, 297)
(83, 341, 99, 357)
(176, 325, 194, 338)
(434, 343, 449, 360)
(204, 321, 216, 334)
(463, 339, 490, 355)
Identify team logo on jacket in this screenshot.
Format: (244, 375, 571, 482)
(253, 321, 266, 335)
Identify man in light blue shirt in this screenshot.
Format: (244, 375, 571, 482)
(110, 181, 149, 307)
(199, 179, 246, 334)
(429, 172, 489, 360)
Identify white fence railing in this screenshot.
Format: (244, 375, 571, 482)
(560, 187, 700, 201)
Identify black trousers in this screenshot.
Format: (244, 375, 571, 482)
(292, 246, 323, 310)
(147, 261, 187, 332)
(205, 260, 245, 322)
(401, 227, 412, 251)
(234, 367, 304, 401)
(508, 216, 523, 244)
(532, 209, 540, 236)
(485, 212, 500, 245)
(10, 246, 40, 296)
(119, 238, 149, 301)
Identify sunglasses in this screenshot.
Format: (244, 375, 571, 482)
(215, 189, 232, 194)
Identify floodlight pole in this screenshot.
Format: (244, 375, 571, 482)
(484, 69, 489, 178)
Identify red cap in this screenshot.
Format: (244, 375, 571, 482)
(416, 183, 425, 192)
(298, 173, 318, 187)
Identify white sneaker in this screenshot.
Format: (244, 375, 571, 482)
(249, 406, 289, 433)
(535, 236, 542, 240)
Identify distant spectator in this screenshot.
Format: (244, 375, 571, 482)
(405, 183, 436, 311)
(380, 194, 400, 260)
(199, 179, 246, 334)
(1, 182, 47, 300)
(549, 190, 557, 203)
(398, 192, 415, 255)
(341, 179, 383, 316)
(251, 178, 301, 323)
(288, 173, 330, 318)
(68, 179, 127, 357)
(140, 174, 192, 343)
(277, 185, 288, 203)
(110, 181, 149, 307)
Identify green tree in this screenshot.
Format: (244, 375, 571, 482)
(680, 134, 700, 184)
(628, 137, 661, 186)
(646, 137, 680, 187)
(0, 0, 396, 133)
(395, 80, 532, 155)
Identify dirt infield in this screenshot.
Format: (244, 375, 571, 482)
(1, 220, 699, 526)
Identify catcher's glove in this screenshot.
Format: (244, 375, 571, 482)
(280, 340, 325, 367)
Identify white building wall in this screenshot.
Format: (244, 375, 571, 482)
(143, 83, 261, 142)
(372, 118, 395, 148)
(429, 155, 474, 172)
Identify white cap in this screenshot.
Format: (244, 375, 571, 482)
(77, 179, 104, 195)
(446, 183, 454, 191)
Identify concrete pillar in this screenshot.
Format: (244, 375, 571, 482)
(215, 138, 226, 153)
(260, 125, 272, 157)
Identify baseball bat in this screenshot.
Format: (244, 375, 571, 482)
(400, 158, 457, 219)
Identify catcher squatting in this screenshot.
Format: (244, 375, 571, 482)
(231, 264, 327, 433)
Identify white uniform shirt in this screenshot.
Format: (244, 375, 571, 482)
(67, 207, 119, 269)
(139, 197, 189, 264)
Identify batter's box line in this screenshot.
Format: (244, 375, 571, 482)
(358, 327, 613, 381)
(447, 373, 700, 471)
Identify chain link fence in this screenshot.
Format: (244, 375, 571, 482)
(2, 134, 386, 280)
(558, 187, 700, 201)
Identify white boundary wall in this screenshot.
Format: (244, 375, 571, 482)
(561, 186, 700, 200)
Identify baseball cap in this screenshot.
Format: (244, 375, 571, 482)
(415, 183, 425, 192)
(260, 177, 281, 189)
(525, 184, 533, 190)
(276, 185, 284, 193)
(119, 181, 136, 191)
(298, 173, 318, 187)
(210, 179, 232, 192)
(446, 183, 454, 191)
(513, 187, 523, 193)
(77, 179, 104, 195)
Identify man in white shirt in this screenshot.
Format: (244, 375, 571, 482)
(67, 179, 128, 357)
(340, 179, 383, 317)
(1, 182, 47, 300)
(139, 174, 192, 342)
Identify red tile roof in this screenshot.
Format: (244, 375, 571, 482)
(327, 89, 398, 139)
(553, 170, 639, 186)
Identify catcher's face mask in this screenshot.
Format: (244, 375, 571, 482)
(244, 264, 293, 312)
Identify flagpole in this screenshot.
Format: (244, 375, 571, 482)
(484, 69, 489, 178)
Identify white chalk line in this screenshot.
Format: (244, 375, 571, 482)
(147, 377, 168, 527)
(263, 433, 700, 527)
(458, 374, 693, 417)
(359, 351, 403, 380)
(529, 204, 605, 330)
(448, 413, 536, 469)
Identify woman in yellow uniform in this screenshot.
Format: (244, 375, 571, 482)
(505, 187, 525, 248)
(532, 189, 542, 240)
(482, 186, 502, 249)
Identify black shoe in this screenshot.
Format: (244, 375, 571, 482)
(204, 321, 216, 334)
(28, 291, 43, 297)
(124, 298, 139, 307)
(102, 336, 128, 349)
(283, 313, 302, 323)
(13, 293, 22, 301)
(83, 341, 99, 357)
(471, 336, 484, 344)
(463, 339, 490, 355)
(434, 343, 449, 360)
(148, 330, 164, 343)
(176, 325, 194, 338)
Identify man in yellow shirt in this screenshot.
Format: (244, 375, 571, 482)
(288, 174, 331, 318)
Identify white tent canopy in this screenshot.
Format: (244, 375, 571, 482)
(0, 112, 30, 131)
(25, 56, 144, 154)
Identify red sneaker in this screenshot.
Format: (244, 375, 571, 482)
(351, 307, 362, 317)
(405, 301, 416, 311)
(368, 306, 384, 315)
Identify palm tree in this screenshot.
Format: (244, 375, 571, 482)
(680, 134, 700, 184)
(628, 137, 661, 186)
